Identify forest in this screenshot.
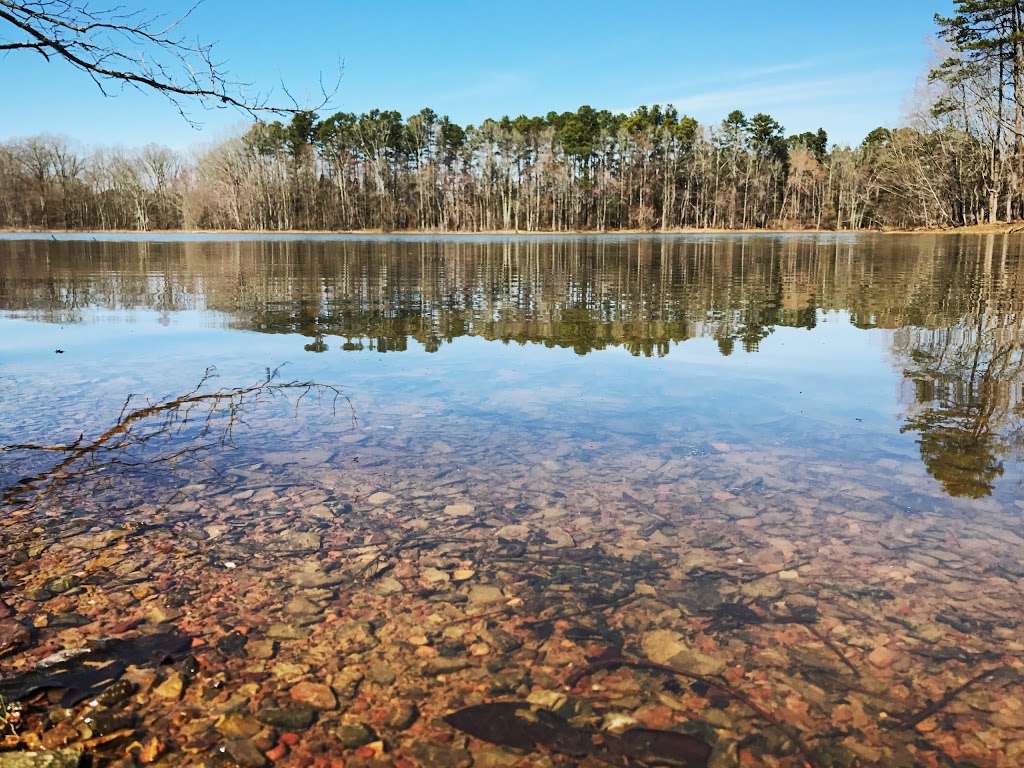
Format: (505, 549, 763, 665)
(1, 2, 1023, 233)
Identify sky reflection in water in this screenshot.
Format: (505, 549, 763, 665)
(1, 233, 1021, 502)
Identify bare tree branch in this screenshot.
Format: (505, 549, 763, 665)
(0, 0, 339, 125)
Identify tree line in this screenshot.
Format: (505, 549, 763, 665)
(1, 2, 1021, 232)
(0, 109, 963, 232)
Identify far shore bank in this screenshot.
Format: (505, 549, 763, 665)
(3, 223, 1024, 237)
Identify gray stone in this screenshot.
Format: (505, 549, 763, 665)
(407, 742, 472, 768)
(224, 738, 268, 767)
(424, 658, 471, 675)
(257, 705, 317, 730)
(366, 661, 396, 686)
(337, 723, 376, 749)
(386, 702, 419, 730)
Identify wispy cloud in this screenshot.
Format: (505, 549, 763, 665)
(614, 48, 913, 120)
(666, 70, 902, 113)
(734, 61, 817, 79)
(693, 59, 818, 88)
(622, 60, 817, 108)
(609, 64, 909, 120)
(605, 60, 914, 143)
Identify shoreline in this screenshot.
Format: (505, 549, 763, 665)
(2, 223, 1023, 236)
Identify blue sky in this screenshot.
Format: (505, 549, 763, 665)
(0, 0, 951, 149)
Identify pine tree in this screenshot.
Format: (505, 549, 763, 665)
(934, 1, 1024, 220)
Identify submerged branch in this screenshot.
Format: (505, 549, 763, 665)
(0, 365, 354, 506)
(888, 665, 1018, 730)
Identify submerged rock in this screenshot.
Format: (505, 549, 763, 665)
(0, 619, 31, 657)
(287, 562, 344, 588)
(266, 623, 310, 641)
(468, 585, 504, 604)
(153, 673, 184, 700)
(443, 503, 474, 517)
(289, 681, 337, 710)
(641, 629, 726, 675)
(223, 737, 268, 768)
(273, 531, 322, 553)
(257, 704, 317, 730)
(245, 639, 276, 660)
(217, 713, 263, 739)
(337, 723, 376, 748)
(331, 668, 364, 700)
(406, 741, 472, 768)
(641, 629, 688, 665)
(366, 661, 396, 686)
(0, 752, 83, 768)
(284, 595, 321, 616)
(44, 576, 79, 595)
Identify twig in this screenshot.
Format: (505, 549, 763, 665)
(889, 666, 1014, 729)
(801, 623, 862, 679)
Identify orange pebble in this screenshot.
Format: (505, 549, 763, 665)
(266, 744, 287, 762)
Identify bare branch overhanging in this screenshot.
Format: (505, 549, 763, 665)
(0, 0, 339, 125)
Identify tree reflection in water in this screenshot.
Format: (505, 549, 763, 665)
(2, 232, 1023, 497)
(895, 238, 1024, 497)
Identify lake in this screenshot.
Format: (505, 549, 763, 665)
(0, 233, 1021, 767)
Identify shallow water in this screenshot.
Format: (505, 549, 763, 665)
(0, 233, 1022, 767)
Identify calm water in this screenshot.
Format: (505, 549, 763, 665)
(0, 233, 1022, 767)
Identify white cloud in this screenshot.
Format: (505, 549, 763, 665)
(611, 65, 914, 143)
(667, 71, 899, 113)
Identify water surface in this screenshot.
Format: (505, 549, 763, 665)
(0, 234, 1021, 767)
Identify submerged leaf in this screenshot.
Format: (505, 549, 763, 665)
(611, 728, 713, 767)
(444, 701, 711, 767)
(98, 629, 191, 666)
(0, 660, 126, 707)
(443, 702, 546, 751)
(0, 629, 190, 706)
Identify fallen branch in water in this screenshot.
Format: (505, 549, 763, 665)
(701, 600, 861, 680)
(888, 665, 1017, 730)
(801, 623, 862, 679)
(1, 365, 353, 506)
